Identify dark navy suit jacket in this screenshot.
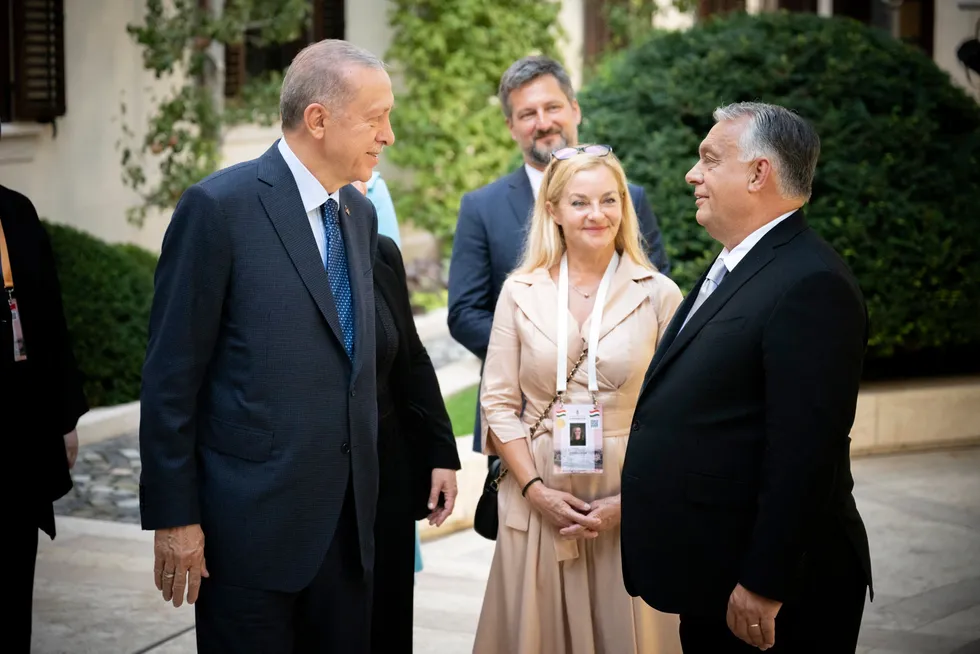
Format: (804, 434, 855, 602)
(139, 142, 380, 593)
(447, 166, 670, 451)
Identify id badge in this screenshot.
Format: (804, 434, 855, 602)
(552, 403, 603, 474)
(7, 293, 27, 361)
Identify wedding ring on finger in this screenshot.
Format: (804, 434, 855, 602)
(162, 571, 176, 579)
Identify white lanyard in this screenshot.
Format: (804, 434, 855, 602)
(556, 250, 620, 398)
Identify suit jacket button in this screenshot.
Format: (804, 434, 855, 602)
(350, 390, 356, 398)
(631, 421, 640, 432)
(341, 442, 351, 454)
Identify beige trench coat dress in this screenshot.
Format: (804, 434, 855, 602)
(473, 254, 684, 654)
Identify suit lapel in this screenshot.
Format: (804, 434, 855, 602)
(256, 144, 346, 353)
(641, 211, 809, 394)
(506, 167, 534, 232)
(339, 186, 372, 381)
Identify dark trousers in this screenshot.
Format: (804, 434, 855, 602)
(679, 539, 868, 653)
(196, 484, 371, 653)
(14, 517, 39, 654)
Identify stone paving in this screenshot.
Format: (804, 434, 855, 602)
(54, 431, 142, 523)
(35, 446, 980, 653)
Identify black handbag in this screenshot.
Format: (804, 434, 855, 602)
(473, 348, 588, 540)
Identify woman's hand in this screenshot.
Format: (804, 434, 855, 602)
(526, 483, 601, 535)
(558, 494, 620, 540)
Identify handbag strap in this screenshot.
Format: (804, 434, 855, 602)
(493, 345, 588, 488)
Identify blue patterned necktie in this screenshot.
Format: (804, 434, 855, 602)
(323, 198, 355, 358)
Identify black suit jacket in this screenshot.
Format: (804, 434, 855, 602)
(373, 235, 461, 519)
(1, 185, 88, 537)
(139, 142, 380, 593)
(621, 211, 873, 615)
(448, 166, 670, 451)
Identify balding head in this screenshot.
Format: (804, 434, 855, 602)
(279, 39, 386, 130)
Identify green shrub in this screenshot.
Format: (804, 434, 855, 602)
(44, 222, 156, 408)
(385, 0, 562, 254)
(578, 11, 980, 369)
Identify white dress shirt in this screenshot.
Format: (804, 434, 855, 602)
(525, 163, 545, 202)
(278, 137, 340, 268)
(678, 209, 798, 333)
(715, 209, 798, 274)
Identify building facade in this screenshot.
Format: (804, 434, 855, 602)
(1, 0, 977, 254)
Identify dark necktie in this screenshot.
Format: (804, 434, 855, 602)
(323, 198, 354, 358)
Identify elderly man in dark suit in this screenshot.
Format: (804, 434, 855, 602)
(448, 55, 671, 454)
(138, 40, 408, 653)
(622, 102, 873, 653)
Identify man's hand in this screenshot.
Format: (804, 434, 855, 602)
(558, 494, 620, 540)
(63, 429, 79, 469)
(727, 583, 782, 650)
(154, 525, 209, 608)
(426, 468, 458, 527)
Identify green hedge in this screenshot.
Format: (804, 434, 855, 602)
(578, 11, 980, 371)
(44, 222, 155, 408)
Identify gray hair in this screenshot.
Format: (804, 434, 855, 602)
(712, 102, 820, 200)
(279, 39, 386, 130)
(498, 56, 575, 119)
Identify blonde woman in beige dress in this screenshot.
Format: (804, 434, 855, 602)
(474, 145, 684, 654)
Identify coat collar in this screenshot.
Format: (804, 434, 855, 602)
(509, 254, 657, 362)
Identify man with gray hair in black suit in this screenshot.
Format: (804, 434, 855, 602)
(622, 102, 873, 653)
(139, 39, 396, 652)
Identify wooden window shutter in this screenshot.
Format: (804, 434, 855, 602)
(12, 0, 66, 122)
(312, 0, 345, 41)
(584, 0, 613, 67)
(224, 41, 246, 99)
(1, 0, 12, 123)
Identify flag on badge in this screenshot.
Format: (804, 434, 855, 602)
(589, 406, 600, 418)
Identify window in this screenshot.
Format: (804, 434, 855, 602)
(224, 0, 344, 99)
(1, 0, 66, 123)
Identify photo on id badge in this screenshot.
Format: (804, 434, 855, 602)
(553, 404, 603, 474)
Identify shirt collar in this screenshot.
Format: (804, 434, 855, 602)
(718, 209, 798, 272)
(525, 163, 545, 201)
(278, 137, 339, 212)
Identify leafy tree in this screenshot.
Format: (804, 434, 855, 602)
(579, 11, 980, 368)
(384, 0, 563, 253)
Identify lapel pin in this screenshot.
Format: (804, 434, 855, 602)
(344, 205, 350, 216)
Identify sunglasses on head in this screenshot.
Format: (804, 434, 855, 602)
(552, 144, 613, 160)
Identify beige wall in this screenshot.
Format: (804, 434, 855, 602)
(0, 0, 176, 252)
(933, 1, 980, 102)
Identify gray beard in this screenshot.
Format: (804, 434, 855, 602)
(527, 134, 569, 167)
